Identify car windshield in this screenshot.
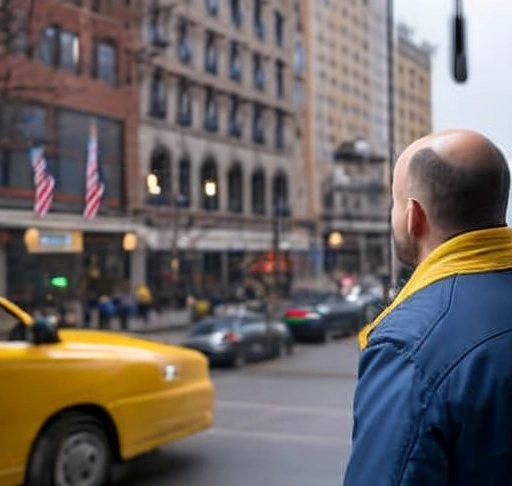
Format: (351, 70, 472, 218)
(190, 317, 239, 335)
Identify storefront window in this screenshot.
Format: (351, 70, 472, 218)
(56, 109, 122, 203)
(0, 150, 34, 190)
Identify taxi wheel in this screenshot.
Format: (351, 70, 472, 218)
(26, 412, 112, 486)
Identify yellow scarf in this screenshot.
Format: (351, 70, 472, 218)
(359, 226, 512, 350)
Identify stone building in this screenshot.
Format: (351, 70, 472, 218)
(133, 0, 314, 299)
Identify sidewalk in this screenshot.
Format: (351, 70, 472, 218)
(85, 308, 192, 334)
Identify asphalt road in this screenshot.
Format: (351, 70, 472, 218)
(113, 331, 360, 486)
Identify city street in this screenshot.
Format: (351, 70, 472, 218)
(113, 331, 360, 486)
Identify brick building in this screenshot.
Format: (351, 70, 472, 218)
(0, 0, 138, 309)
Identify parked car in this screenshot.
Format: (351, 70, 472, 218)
(182, 313, 294, 368)
(0, 296, 214, 486)
(283, 289, 383, 342)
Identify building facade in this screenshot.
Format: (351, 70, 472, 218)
(394, 24, 433, 154)
(0, 0, 138, 309)
(134, 0, 314, 301)
(303, 0, 390, 279)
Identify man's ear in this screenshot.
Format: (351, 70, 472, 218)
(406, 198, 427, 238)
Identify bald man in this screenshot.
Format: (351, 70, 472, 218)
(343, 130, 512, 486)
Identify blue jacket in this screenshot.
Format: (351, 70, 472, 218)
(343, 270, 512, 486)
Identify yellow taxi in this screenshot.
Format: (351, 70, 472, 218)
(0, 296, 214, 486)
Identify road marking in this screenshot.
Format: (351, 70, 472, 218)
(216, 399, 353, 418)
(207, 427, 351, 447)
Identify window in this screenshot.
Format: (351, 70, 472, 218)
(254, 0, 265, 40)
(228, 96, 242, 138)
(56, 109, 122, 202)
(275, 110, 285, 150)
(0, 103, 47, 144)
(251, 170, 266, 215)
(177, 17, 192, 63)
(252, 103, 265, 144)
(205, 31, 218, 74)
(147, 146, 172, 205)
(275, 60, 285, 98)
(231, 0, 242, 27)
(228, 165, 243, 213)
(206, 0, 218, 15)
(177, 79, 192, 126)
(272, 172, 290, 215)
(94, 41, 117, 85)
(230, 41, 242, 81)
(147, 7, 169, 48)
(39, 27, 79, 74)
(59, 30, 79, 73)
(204, 88, 218, 132)
(178, 158, 191, 207)
(253, 53, 265, 90)
(149, 70, 167, 119)
(201, 159, 219, 210)
(39, 27, 58, 65)
(274, 11, 284, 47)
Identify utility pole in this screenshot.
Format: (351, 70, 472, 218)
(386, 0, 398, 294)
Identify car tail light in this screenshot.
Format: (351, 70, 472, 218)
(222, 331, 241, 343)
(285, 309, 308, 318)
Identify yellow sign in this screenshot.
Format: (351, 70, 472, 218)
(24, 228, 83, 254)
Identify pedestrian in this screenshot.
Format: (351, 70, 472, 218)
(343, 129, 512, 486)
(114, 281, 136, 331)
(97, 294, 115, 330)
(135, 283, 153, 324)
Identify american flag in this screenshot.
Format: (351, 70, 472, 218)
(83, 123, 104, 220)
(30, 147, 55, 217)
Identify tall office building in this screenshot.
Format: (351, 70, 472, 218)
(394, 24, 433, 154)
(303, 0, 390, 277)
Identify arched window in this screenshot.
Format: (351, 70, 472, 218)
(147, 145, 171, 205)
(201, 157, 219, 210)
(272, 171, 290, 215)
(228, 164, 243, 213)
(251, 169, 266, 215)
(178, 156, 191, 207)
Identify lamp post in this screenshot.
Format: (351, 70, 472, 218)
(386, 0, 398, 293)
(271, 197, 291, 301)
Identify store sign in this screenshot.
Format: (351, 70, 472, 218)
(24, 229, 83, 254)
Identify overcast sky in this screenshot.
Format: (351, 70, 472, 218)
(394, 0, 512, 159)
(394, 0, 512, 221)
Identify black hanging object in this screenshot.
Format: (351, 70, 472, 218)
(453, 0, 468, 82)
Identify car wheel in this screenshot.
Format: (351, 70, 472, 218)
(231, 351, 246, 369)
(274, 340, 288, 359)
(321, 328, 335, 344)
(286, 340, 294, 355)
(26, 412, 112, 486)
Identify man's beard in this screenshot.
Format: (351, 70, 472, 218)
(392, 231, 419, 268)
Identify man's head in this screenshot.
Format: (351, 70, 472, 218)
(392, 129, 510, 267)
